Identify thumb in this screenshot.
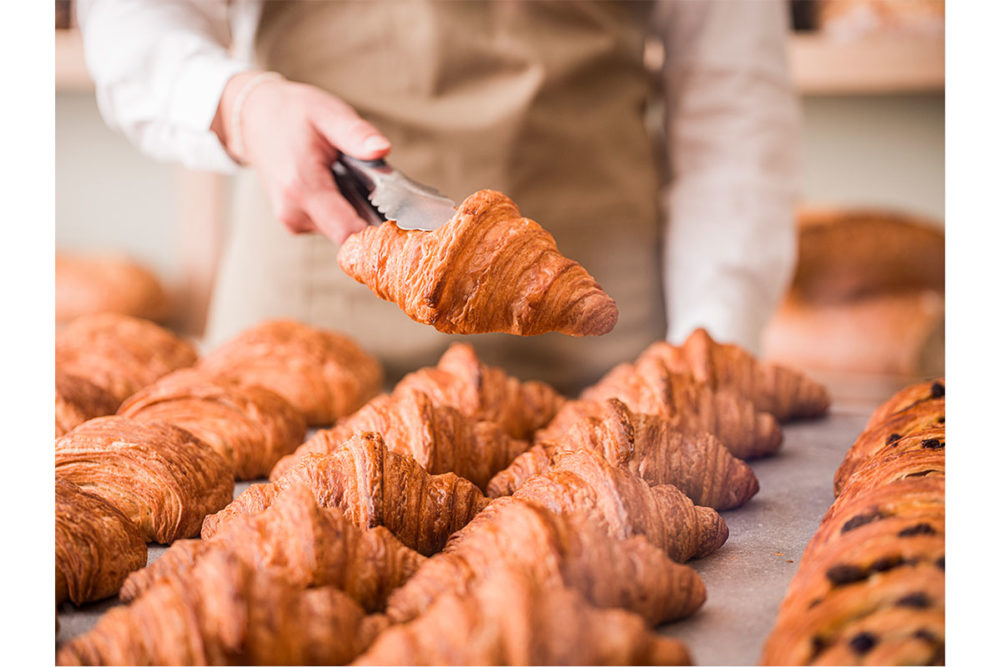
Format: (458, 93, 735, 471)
(309, 97, 391, 160)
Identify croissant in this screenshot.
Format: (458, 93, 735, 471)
(834, 399, 944, 496)
(356, 568, 692, 666)
(56, 313, 198, 405)
(512, 449, 728, 562)
(57, 549, 387, 666)
(545, 354, 782, 459)
(199, 319, 383, 425)
(55, 417, 234, 544)
(639, 327, 830, 421)
(121, 485, 424, 611)
(56, 252, 170, 325)
(56, 477, 147, 605)
(272, 387, 528, 489)
(55, 371, 119, 437)
(386, 496, 706, 626)
(338, 189, 619, 337)
(118, 368, 307, 480)
(395, 342, 564, 440)
(488, 398, 758, 510)
(202, 433, 489, 555)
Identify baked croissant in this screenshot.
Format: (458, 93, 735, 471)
(56, 313, 198, 405)
(834, 399, 944, 496)
(386, 496, 706, 626)
(57, 549, 387, 666)
(338, 189, 619, 337)
(55, 417, 234, 544)
(55, 371, 119, 437)
(199, 319, 383, 425)
(271, 387, 528, 489)
(202, 433, 489, 555)
(395, 342, 564, 440)
(56, 477, 147, 605)
(544, 354, 782, 459)
(121, 485, 424, 611)
(356, 568, 692, 666)
(639, 327, 830, 421)
(118, 368, 307, 480)
(488, 398, 759, 510)
(512, 449, 728, 562)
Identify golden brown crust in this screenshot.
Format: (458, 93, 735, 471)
(791, 208, 944, 303)
(118, 368, 307, 480)
(761, 379, 945, 666)
(121, 485, 424, 611)
(338, 189, 619, 337)
(512, 448, 728, 562)
(271, 387, 528, 489)
(394, 342, 565, 440)
(543, 355, 782, 459)
(56, 252, 170, 325)
(202, 433, 488, 555)
(641, 328, 830, 422)
(55, 478, 147, 605)
(199, 319, 383, 425)
(57, 550, 386, 666)
(488, 398, 759, 510)
(55, 371, 119, 438)
(386, 496, 706, 626)
(865, 378, 945, 429)
(55, 417, 234, 544)
(55, 314, 198, 406)
(834, 400, 945, 496)
(359, 568, 691, 666)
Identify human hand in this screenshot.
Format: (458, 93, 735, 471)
(212, 70, 391, 243)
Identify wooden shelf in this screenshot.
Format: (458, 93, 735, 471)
(56, 29, 93, 92)
(789, 33, 944, 95)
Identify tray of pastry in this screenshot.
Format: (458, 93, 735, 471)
(56, 313, 931, 665)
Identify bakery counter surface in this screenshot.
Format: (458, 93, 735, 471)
(55, 395, 882, 664)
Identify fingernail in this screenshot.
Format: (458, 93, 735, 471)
(364, 136, 391, 152)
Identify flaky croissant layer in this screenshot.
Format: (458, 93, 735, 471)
(339, 190, 618, 337)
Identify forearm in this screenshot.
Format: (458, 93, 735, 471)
(77, 0, 253, 171)
(656, 0, 799, 353)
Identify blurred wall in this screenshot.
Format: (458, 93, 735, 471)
(55, 92, 182, 282)
(801, 93, 944, 223)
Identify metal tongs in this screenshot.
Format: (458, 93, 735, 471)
(332, 155, 456, 231)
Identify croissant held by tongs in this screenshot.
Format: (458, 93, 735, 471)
(333, 156, 618, 337)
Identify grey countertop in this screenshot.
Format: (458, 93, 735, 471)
(56, 388, 889, 666)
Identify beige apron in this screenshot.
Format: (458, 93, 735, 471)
(207, 0, 665, 392)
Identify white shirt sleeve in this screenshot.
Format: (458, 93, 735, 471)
(76, 0, 256, 172)
(654, 0, 799, 354)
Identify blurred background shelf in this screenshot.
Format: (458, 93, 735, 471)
(790, 33, 944, 94)
(55, 29, 92, 92)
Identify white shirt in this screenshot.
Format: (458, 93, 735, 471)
(77, 0, 799, 353)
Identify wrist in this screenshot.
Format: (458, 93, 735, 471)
(211, 70, 285, 164)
